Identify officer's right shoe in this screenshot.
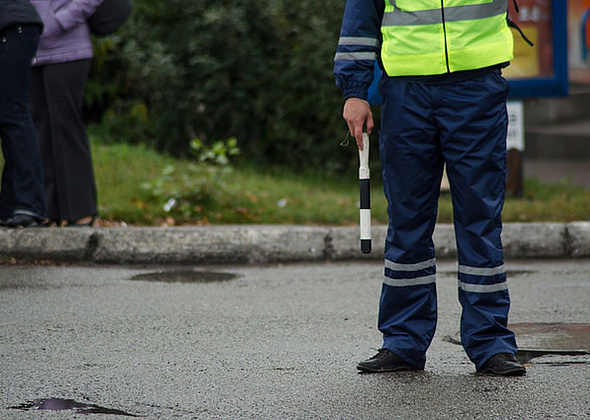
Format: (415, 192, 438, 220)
(357, 348, 420, 373)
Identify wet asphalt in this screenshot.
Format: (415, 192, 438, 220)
(1, 260, 589, 419)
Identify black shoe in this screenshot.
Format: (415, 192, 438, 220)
(478, 353, 526, 376)
(3, 214, 43, 228)
(357, 348, 419, 373)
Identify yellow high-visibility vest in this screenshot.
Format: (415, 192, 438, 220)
(381, 0, 514, 76)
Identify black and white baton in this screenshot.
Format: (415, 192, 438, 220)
(358, 133, 371, 254)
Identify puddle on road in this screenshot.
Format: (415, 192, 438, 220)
(511, 323, 590, 362)
(130, 269, 240, 283)
(9, 398, 139, 416)
(446, 323, 590, 363)
(511, 323, 590, 350)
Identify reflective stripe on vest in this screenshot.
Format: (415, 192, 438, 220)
(381, 0, 513, 76)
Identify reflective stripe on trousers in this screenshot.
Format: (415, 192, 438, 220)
(377, 70, 518, 369)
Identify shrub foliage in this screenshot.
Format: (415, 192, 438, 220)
(87, 0, 360, 171)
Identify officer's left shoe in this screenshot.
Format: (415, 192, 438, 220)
(357, 348, 420, 373)
(477, 353, 526, 376)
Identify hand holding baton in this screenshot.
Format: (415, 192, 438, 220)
(358, 133, 371, 253)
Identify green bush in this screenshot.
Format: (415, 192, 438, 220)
(86, 0, 359, 172)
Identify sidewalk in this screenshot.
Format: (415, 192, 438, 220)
(1, 222, 589, 264)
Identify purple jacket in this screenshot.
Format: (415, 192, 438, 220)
(30, 0, 104, 66)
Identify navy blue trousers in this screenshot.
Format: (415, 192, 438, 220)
(0, 24, 45, 220)
(378, 70, 518, 370)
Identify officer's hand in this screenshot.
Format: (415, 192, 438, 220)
(343, 98, 374, 150)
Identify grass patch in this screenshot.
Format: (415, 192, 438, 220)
(91, 138, 590, 226)
(92, 140, 175, 225)
(503, 178, 590, 222)
(92, 137, 390, 226)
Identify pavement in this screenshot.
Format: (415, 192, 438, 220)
(1, 260, 589, 419)
(0, 221, 590, 265)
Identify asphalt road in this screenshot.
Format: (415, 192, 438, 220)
(1, 260, 589, 419)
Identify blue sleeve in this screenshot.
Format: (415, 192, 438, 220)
(333, 0, 383, 100)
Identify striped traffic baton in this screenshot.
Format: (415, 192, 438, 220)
(358, 133, 371, 254)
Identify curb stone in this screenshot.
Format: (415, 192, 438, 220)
(91, 225, 329, 264)
(567, 221, 590, 258)
(0, 222, 588, 264)
(502, 222, 568, 258)
(0, 228, 92, 262)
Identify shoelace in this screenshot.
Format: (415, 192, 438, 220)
(371, 349, 392, 360)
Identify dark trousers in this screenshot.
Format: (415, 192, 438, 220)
(378, 70, 517, 369)
(30, 59, 97, 222)
(0, 24, 46, 220)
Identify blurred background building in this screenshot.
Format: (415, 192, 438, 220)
(520, 0, 590, 187)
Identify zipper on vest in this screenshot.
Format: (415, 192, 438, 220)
(440, 1, 451, 73)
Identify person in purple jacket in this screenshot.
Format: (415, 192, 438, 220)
(0, 0, 47, 228)
(29, 0, 104, 227)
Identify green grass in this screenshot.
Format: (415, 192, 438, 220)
(91, 138, 590, 226)
(92, 140, 174, 225)
(92, 137, 390, 226)
(502, 179, 590, 222)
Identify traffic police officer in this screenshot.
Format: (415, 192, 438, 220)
(334, 0, 526, 376)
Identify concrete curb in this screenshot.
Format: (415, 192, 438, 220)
(567, 222, 590, 258)
(0, 228, 93, 262)
(91, 226, 329, 264)
(0, 222, 588, 264)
